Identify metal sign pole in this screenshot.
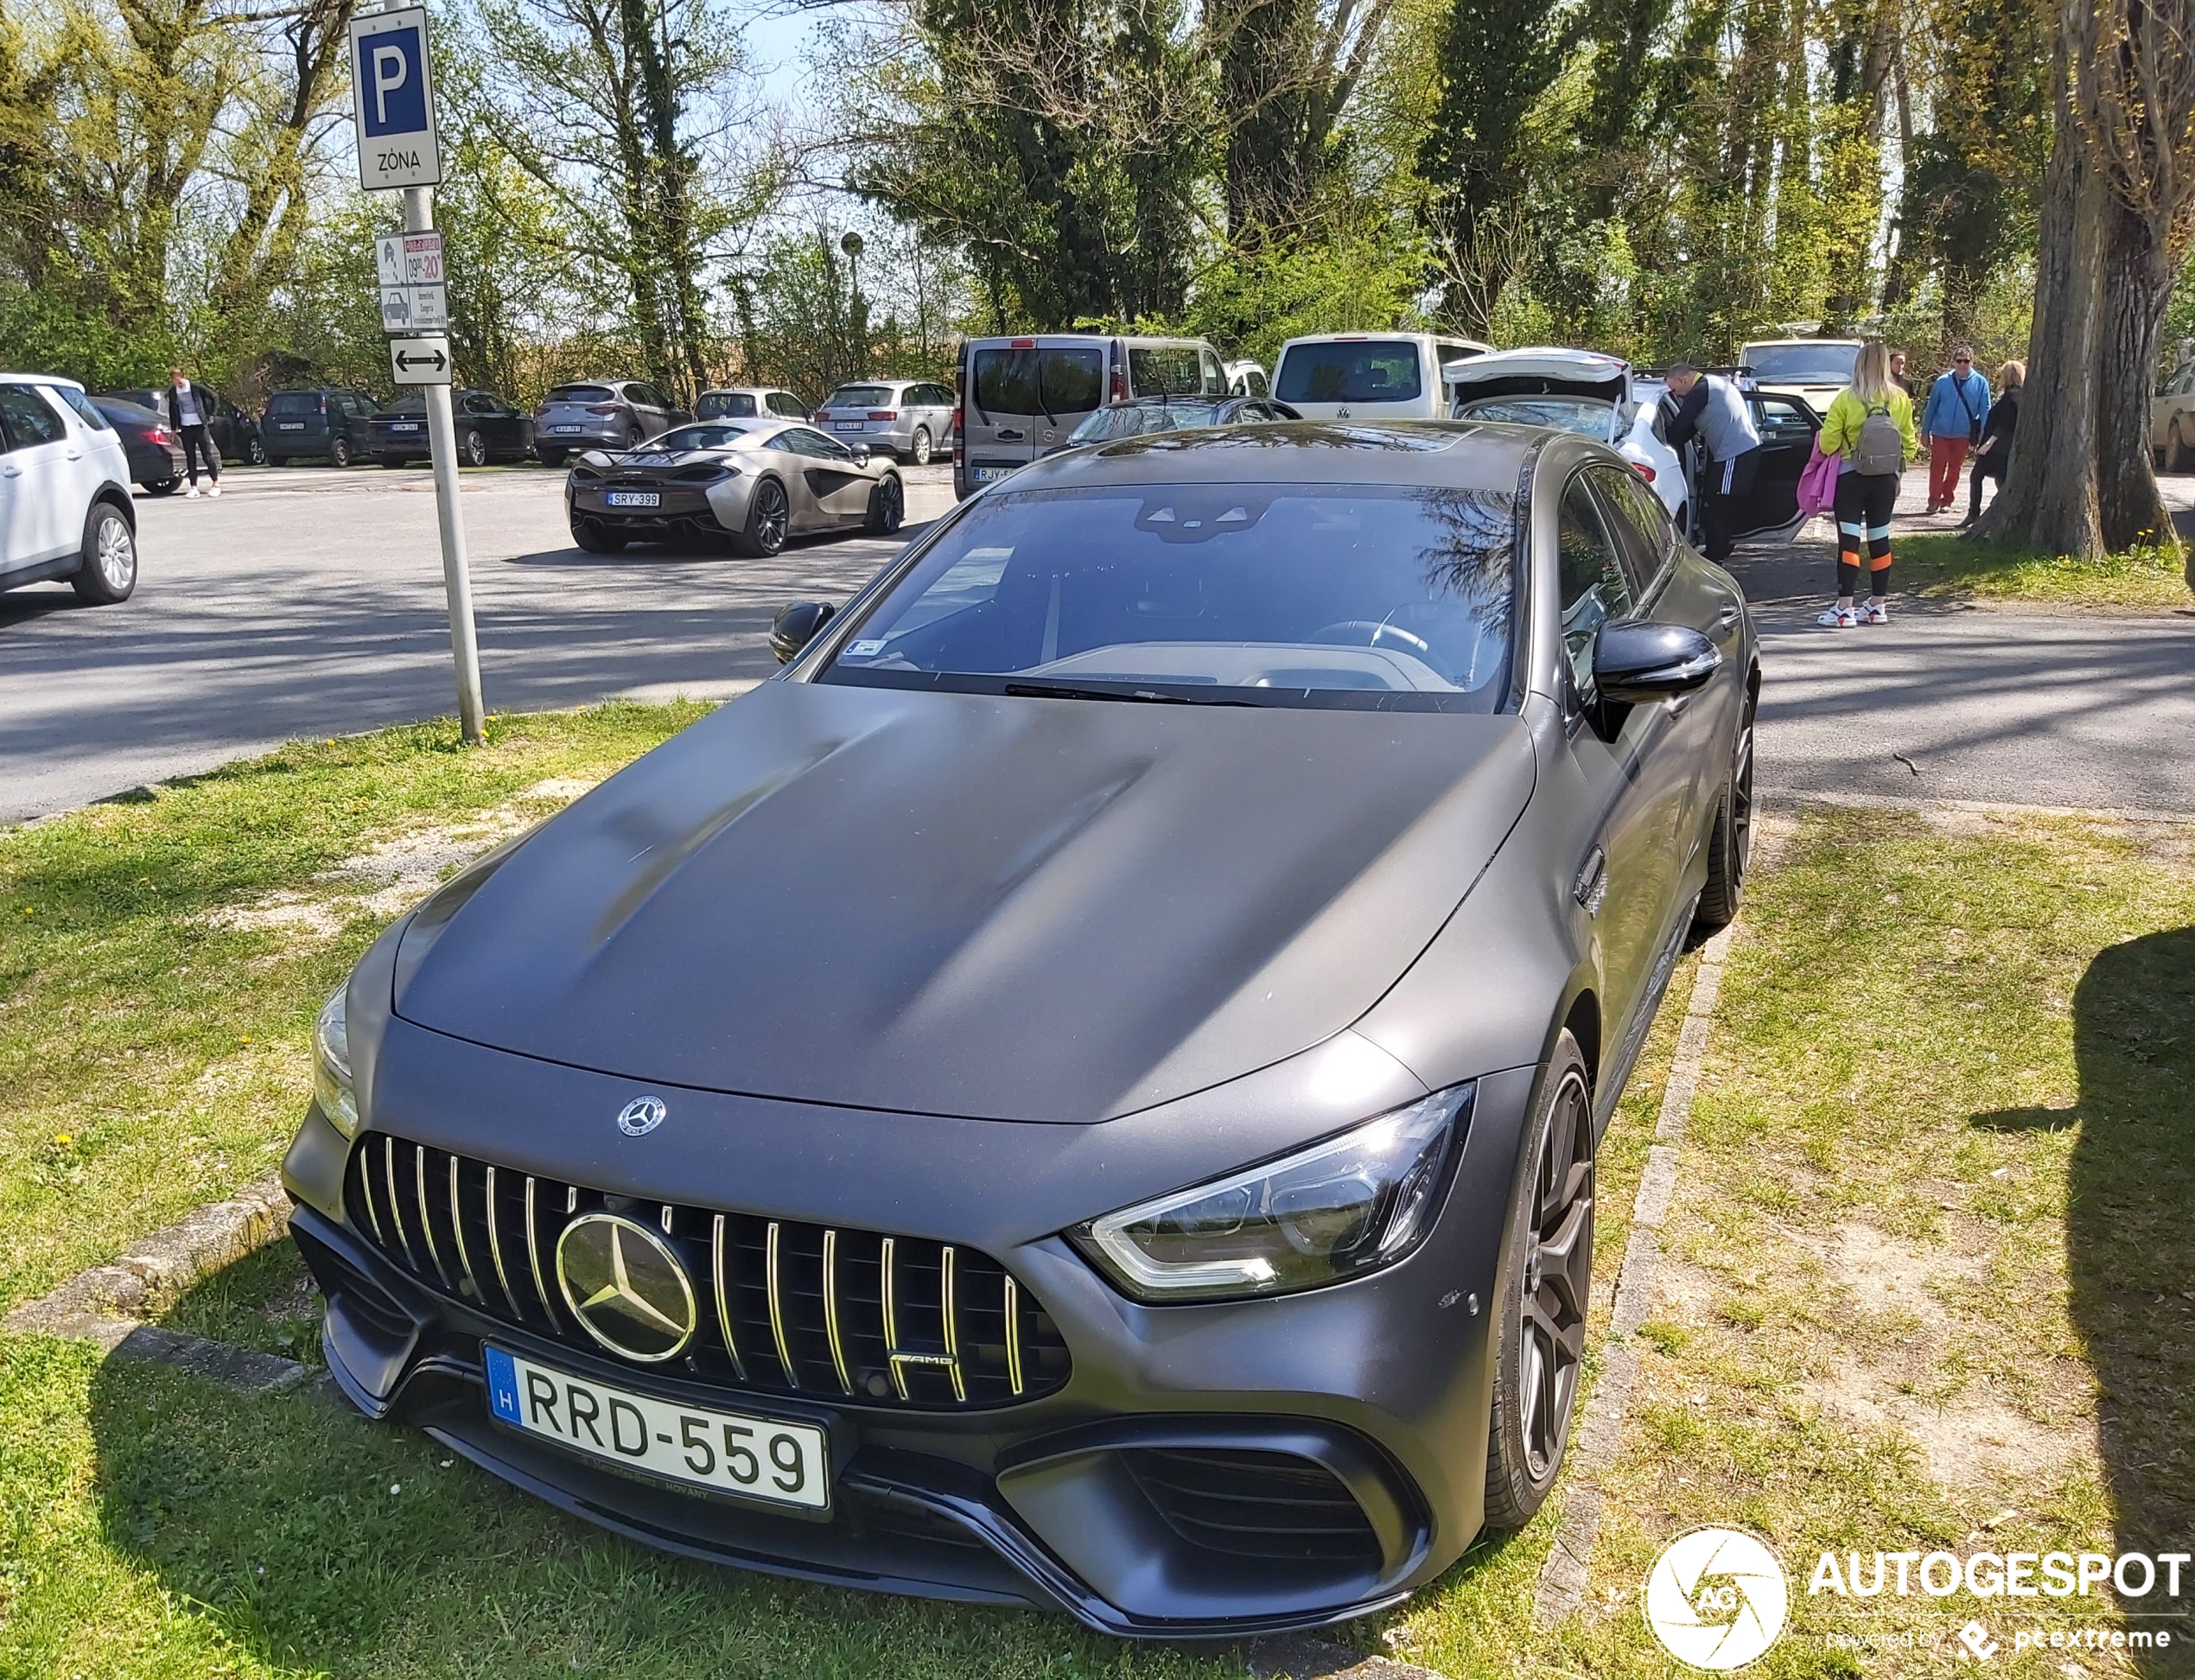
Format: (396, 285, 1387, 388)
(404, 183, 485, 745)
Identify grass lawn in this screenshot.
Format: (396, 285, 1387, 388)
(1896, 531, 2195, 611)
(4, 719, 2190, 1677)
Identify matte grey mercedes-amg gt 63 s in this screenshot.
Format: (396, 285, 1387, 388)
(283, 421, 1758, 1638)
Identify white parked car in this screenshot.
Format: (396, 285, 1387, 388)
(1270, 332, 1491, 421)
(0, 374, 138, 603)
(1444, 347, 1689, 527)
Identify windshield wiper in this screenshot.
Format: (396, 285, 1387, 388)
(1003, 681, 1254, 706)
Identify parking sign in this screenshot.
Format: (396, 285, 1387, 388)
(348, 7, 442, 190)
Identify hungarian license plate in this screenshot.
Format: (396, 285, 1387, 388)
(833, 421, 862, 432)
(606, 490, 660, 508)
(391, 423, 421, 432)
(277, 422, 304, 430)
(551, 424, 584, 434)
(485, 1346, 829, 1510)
(972, 466, 1012, 483)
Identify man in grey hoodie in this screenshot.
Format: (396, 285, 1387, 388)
(1664, 364, 1763, 563)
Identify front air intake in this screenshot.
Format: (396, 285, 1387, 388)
(1122, 1447, 1383, 1565)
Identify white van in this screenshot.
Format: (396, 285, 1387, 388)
(1269, 333, 1492, 422)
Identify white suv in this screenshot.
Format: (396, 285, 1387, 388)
(0, 374, 138, 603)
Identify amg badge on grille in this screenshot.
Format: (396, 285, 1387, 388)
(616, 1096, 667, 1136)
(555, 1213, 697, 1361)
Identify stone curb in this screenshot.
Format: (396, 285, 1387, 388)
(3, 1173, 292, 1334)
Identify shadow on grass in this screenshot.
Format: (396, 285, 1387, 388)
(1973, 926, 2195, 1673)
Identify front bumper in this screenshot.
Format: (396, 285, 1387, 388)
(283, 1037, 1538, 1635)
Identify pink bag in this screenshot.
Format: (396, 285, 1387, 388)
(1796, 440, 1839, 519)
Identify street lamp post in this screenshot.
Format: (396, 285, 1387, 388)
(841, 231, 866, 379)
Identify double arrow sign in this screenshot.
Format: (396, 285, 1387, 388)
(390, 332, 452, 385)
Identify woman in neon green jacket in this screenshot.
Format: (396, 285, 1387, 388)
(1815, 340, 1919, 627)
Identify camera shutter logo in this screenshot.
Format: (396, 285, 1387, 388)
(616, 1095, 667, 1136)
(1643, 1526, 1791, 1670)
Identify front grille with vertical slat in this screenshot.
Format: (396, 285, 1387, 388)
(1123, 1448, 1382, 1564)
(343, 1131, 1070, 1409)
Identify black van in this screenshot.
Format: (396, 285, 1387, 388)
(952, 334, 1230, 500)
(263, 388, 381, 468)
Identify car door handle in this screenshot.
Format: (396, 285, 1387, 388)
(1715, 605, 1740, 627)
(0, 463, 19, 478)
(995, 428, 1025, 441)
(64, 449, 82, 460)
(1574, 848, 1607, 913)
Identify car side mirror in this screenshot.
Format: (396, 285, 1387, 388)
(769, 601, 837, 665)
(851, 443, 871, 466)
(1593, 620, 1720, 705)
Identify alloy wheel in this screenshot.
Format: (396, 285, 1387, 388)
(465, 430, 487, 467)
(912, 426, 932, 465)
(754, 480, 788, 553)
(1730, 708, 1755, 888)
(96, 516, 137, 592)
(1518, 1067, 1594, 1482)
(248, 437, 265, 466)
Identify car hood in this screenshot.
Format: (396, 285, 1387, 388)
(392, 680, 1536, 1123)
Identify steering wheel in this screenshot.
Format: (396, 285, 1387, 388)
(1308, 618, 1435, 655)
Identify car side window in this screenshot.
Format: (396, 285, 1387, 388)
(782, 426, 850, 460)
(0, 385, 65, 449)
(1557, 474, 1635, 704)
(770, 391, 806, 417)
(1199, 348, 1227, 396)
(53, 386, 112, 431)
(1589, 465, 1674, 594)
(1753, 396, 1814, 445)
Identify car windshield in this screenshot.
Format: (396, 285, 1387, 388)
(1276, 341, 1424, 404)
(820, 481, 1517, 712)
(1743, 343, 1860, 384)
(825, 385, 892, 409)
(656, 423, 752, 451)
(266, 392, 322, 416)
(1067, 402, 1225, 445)
(697, 391, 757, 418)
(1454, 395, 1617, 438)
(548, 385, 615, 404)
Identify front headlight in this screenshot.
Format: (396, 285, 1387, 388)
(1073, 1084, 1472, 1302)
(314, 983, 359, 1137)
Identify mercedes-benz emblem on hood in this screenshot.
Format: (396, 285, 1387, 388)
(555, 1213, 697, 1361)
(616, 1096, 667, 1136)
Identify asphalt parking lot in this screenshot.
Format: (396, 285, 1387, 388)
(0, 461, 955, 824)
(4, 460, 2193, 824)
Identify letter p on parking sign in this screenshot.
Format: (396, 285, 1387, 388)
(348, 6, 442, 190)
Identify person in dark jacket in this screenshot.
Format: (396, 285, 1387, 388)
(1664, 363, 1764, 563)
(1961, 360, 2023, 527)
(165, 367, 221, 498)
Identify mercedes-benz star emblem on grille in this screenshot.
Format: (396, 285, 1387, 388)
(615, 1096, 667, 1136)
(555, 1213, 697, 1361)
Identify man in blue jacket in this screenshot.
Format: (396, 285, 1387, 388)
(1922, 347, 1990, 513)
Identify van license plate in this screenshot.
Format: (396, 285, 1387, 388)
(972, 467, 1011, 482)
(485, 1346, 829, 1510)
(277, 423, 304, 430)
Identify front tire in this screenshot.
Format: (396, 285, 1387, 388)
(1483, 1034, 1595, 1530)
(72, 502, 137, 604)
(864, 473, 905, 535)
(732, 476, 789, 557)
(1691, 685, 1756, 939)
(329, 436, 352, 468)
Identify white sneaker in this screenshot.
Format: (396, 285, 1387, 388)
(183, 485, 200, 499)
(1860, 599, 1889, 625)
(1816, 606, 1858, 628)
(207, 483, 221, 499)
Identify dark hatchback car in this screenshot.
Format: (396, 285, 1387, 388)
(105, 386, 265, 464)
(284, 422, 1758, 1638)
(91, 398, 186, 494)
(534, 380, 687, 465)
(264, 388, 381, 467)
(369, 389, 537, 468)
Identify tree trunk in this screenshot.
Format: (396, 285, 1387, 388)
(2094, 194, 2176, 551)
(1976, 26, 2105, 558)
